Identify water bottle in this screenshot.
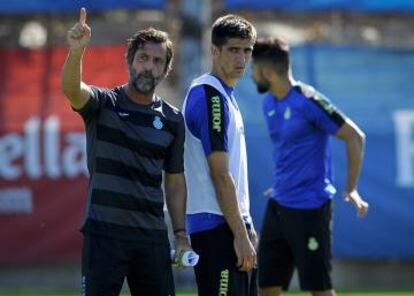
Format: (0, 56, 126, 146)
(170, 250, 199, 267)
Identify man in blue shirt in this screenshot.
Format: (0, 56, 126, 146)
(251, 37, 369, 296)
(182, 15, 258, 296)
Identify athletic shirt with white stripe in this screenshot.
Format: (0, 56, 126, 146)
(74, 86, 185, 244)
(182, 73, 251, 234)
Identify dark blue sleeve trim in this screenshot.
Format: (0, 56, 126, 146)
(204, 85, 228, 153)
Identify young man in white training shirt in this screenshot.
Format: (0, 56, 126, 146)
(182, 14, 258, 296)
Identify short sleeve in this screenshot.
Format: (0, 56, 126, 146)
(163, 114, 185, 173)
(73, 86, 109, 121)
(304, 92, 346, 135)
(184, 85, 229, 156)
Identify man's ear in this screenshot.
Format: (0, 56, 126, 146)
(211, 45, 219, 58)
(262, 65, 274, 80)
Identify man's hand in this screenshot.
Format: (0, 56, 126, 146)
(67, 8, 91, 50)
(234, 234, 257, 272)
(344, 190, 369, 217)
(174, 232, 192, 258)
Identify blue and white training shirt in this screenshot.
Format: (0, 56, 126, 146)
(263, 82, 346, 209)
(183, 73, 252, 234)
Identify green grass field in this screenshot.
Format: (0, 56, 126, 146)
(0, 291, 413, 296)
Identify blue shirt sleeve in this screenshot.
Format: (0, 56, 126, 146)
(185, 85, 229, 156)
(304, 91, 346, 135)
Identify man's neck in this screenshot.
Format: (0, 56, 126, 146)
(270, 76, 293, 100)
(211, 68, 237, 87)
(124, 83, 155, 105)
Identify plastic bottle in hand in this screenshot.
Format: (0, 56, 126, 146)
(170, 250, 199, 267)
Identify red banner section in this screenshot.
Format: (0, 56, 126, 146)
(0, 45, 127, 263)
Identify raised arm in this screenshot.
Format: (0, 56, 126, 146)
(61, 7, 93, 109)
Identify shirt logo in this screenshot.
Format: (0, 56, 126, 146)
(211, 96, 222, 132)
(308, 237, 319, 251)
(219, 269, 229, 295)
(153, 116, 163, 130)
(118, 111, 129, 117)
(81, 276, 86, 296)
(284, 106, 291, 120)
(267, 109, 275, 117)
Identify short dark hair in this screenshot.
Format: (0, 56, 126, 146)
(126, 27, 173, 74)
(252, 37, 290, 75)
(211, 14, 256, 47)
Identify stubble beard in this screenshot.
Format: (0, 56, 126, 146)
(130, 68, 163, 94)
(257, 82, 269, 93)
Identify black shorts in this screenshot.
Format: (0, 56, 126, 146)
(81, 233, 175, 296)
(258, 199, 333, 291)
(190, 223, 257, 296)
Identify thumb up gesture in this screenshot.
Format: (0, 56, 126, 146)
(67, 8, 91, 50)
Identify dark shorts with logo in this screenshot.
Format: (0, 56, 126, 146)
(81, 233, 175, 296)
(190, 223, 257, 296)
(258, 199, 333, 291)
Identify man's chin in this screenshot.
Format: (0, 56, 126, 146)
(132, 82, 156, 94)
(135, 87, 154, 94)
(231, 72, 244, 81)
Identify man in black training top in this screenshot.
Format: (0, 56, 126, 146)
(61, 8, 191, 296)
